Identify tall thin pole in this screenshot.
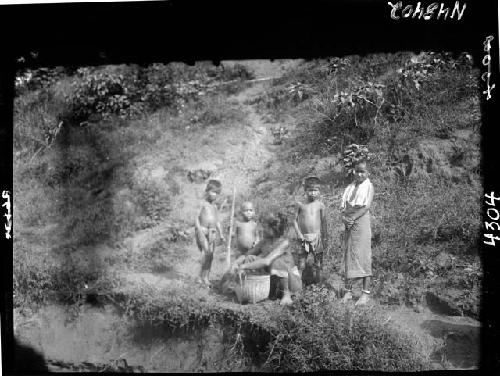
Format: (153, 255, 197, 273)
(226, 186, 236, 268)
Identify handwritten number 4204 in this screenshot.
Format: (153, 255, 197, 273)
(484, 192, 500, 246)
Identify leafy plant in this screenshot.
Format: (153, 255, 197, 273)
(265, 285, 430, 371)
(66, 63, 255, 123)
(14, 89, 65, 159)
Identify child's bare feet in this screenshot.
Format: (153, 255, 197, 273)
(355, 292, 369, 306)
(341, 291, 353, 303)
(280, 291, 293, 305)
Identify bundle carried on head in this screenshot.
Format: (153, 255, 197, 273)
(342, 144, 370, 176)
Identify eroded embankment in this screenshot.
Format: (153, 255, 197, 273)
(14, 281, 481, 373)
(14, 299, 273, 373)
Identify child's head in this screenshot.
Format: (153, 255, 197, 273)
(354, 161, 369, 184)
(304, 176, 321, 201)
(240, 201, 255, 221)
(262, 212, 288, 239)
(205, 179, 222, 202)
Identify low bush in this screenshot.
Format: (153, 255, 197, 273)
(117, 283, 431, 372)
(14, 89, 66, 158)
(13, 241, 56, 308)
(15, 66, 70, 95)
(13, 240, 117, 309)
(255, 52, 477, 156)
(265, 285, 430, 371)
(66, 62, 254, 123)
(372, 177, 480, 253)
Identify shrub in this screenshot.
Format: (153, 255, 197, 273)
(15, 66, 69, 95)
(14, 89, 65, 158)
(219, 63, 255, 81)
(266, 286, 430, 371)
(66, 62, 255, 123)
(256, 52, 477, 156)
(115, 281, 430, 371)
(13, 241, 56, 308)
(132, 184, 172, 229)
(373, 177, 480, 252)
(13, 240, 117, 309)
(68, 65, 142, 122)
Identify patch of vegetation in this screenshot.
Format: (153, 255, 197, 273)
(250, 52, 481, 316)
(266, 285, 430, 371)
(65, 62, 254, 123)
(115, 284, 431, 371)
(13, 239, 118, 310)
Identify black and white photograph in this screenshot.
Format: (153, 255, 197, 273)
(1, 0, 499, 373)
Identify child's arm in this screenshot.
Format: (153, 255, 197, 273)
(194, 206, 203, 231)
(240, 239, 289, 270)
(293, 203, 304, 241)
(256, 223, 263, 245)
(217, 220, 225, 242)
(320, 203, 328, 246)
(252, 222, 260, 247)
(346, 184, 374, 222)
(230, 254, 247, 273)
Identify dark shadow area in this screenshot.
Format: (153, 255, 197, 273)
(425, 291, 463, 316)
(421, 319, 480, 369)
(129, 320, 196, 344)
(56, 123, 120, 247)
(2, 1, 487, 68)
(13, 336, 49, 373)
(52, 122, 126, 305)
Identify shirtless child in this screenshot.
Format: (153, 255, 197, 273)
(293, 176, 328, 284)
(234, 202, 260, 261)
(195, 179, 225, 286)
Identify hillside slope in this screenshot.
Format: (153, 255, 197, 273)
(13, 57, 481, 371)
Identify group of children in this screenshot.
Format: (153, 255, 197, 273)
(194, 161, 374, 306)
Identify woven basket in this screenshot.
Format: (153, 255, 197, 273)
(237, 274, 270, 304)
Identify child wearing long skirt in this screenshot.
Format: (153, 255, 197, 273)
(340, 161, 374, 306)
